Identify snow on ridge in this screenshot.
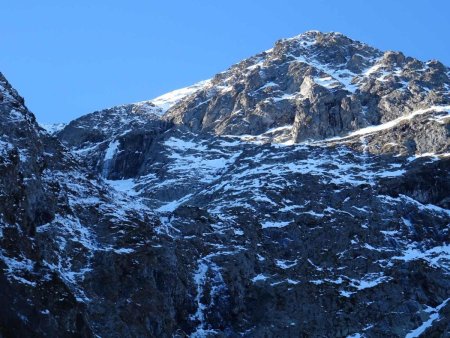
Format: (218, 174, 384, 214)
(347, 105, 450, 137)
(40, 123, 67, 134)
(144, 79, 211, 115)
(405, 298, 450, 338)
(321, 105, 450, 143)
(223, 125, 294, 145)
(290, 54, 359, 92)
(391, 243, 450, 270)
(284, 30, 330, 43)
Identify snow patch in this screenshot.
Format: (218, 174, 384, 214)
(149, 80, 211, 114)
(405, 298, 450, 338)
(261, 220, 291, 229)
(104, 139, 120, 161)
(251, 274, 269, 282)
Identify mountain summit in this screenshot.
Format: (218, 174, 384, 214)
(1, 31, 450, 337)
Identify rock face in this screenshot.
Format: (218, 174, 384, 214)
(1, 31, 450, 337)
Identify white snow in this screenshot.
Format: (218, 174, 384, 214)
(392, 244, 450, 270)
(311, 277, 344, 286)
(156, 193, 194, 212)
(273, 92, 299, 102)
(256, 81, 278, 91)
(291, 54, 358, 92)
(347, 334, 363, 338)
(105, 178, 139, 196)
(114, 248, 135, 254)
(8, 109, 25, 122)
(0, 139, 14, 157)
(286, 279, 300, 285)
(402, 217, 415, 232)
(275, 259, 298, 269)
(104, 139, 120, 161)
(40, 123, 67, 134)
(326, 105, 450, 142)
(148, 80, 211, 114)
(376, 169, 406, 178)
(164, 137, 207, 152)
(224, 125, 293, 145)
(313, 75, 340, 89)
(381, 194, 450, 217)
(430, 109, 450, 124)
(408, 152, 450, 162)
(246, 58, 266, 71)
(251, 274, 269, 282)
(364, 62, 383, 76)
(233, 229, 244, 236)
(161, 136, 242, 186)
(348, 273, 391, 290)
(340, 290, 355, 298)
(351, 105, 450, 135)
(405, 298, 450, 338)
(307, 259, 323, 271)
(190, 257, 227, 336)
(261, 220, 291, 229)
(0, 252, 35, 286)
(52, 215, 99, 251)
(285, 31, 319, 46)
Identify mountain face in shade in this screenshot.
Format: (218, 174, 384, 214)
(1, 31, 450, 337)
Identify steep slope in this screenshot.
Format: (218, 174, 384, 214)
(0, 72, 93, 335)
(0, 74, 206, 337)
(2, 31, 450, 337)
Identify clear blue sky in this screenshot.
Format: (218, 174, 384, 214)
(2, 0, 449, 124)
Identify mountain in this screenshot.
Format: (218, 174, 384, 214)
(1, 31, 450, 337)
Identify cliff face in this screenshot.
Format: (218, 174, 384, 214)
(0, 73, 194, 337)
(1, 31, 450, 337)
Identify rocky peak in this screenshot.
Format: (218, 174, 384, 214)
(57, 31, 450, 166)
(0, 72, 25, 106)
(2, 32, 449, 337)
(274, 31, 382, 74)
(159, 31, 448, 151)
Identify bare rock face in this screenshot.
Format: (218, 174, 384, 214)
(1, 31, 450, 337)
(292, 76, 364, 141)
(0, 74, 193, 337)
(0, 72, 93, 336)
(159, 31, 449, 149)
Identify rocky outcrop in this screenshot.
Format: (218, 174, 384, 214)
(292, 77, 364, 141)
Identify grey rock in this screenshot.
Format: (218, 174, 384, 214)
(1, 31, 450, 337)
